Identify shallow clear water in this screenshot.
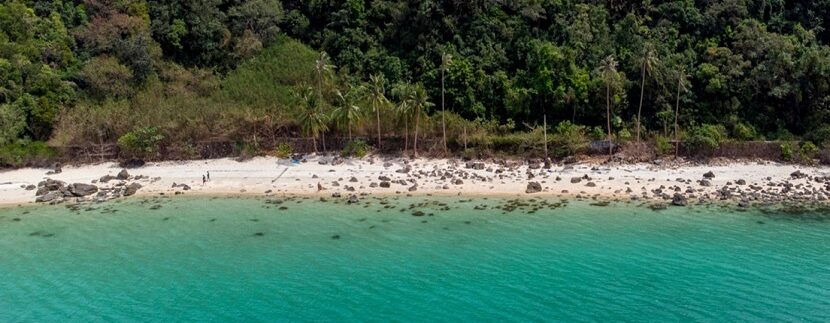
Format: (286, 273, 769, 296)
(0, 196, 828, 322)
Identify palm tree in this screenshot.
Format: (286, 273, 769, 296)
(314, 52, 335, 98)
(674, 67, 689, 157)
(333, 85, 364, 141)
(296, 87, 329, 153)
(314, 52, 335, 152)
(368, 74, 389, 149)
(392, 82, 414, 153)
(636, 44, 659, 142)
(598, 55, 619, 156)
(440, 52, 453, 152)
(410, 83, 433, 157)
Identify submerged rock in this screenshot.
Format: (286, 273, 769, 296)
(671, 194, 688, 206)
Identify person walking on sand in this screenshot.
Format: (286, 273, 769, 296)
(202, 175, 207, 186)
(207, 171, 210, 181)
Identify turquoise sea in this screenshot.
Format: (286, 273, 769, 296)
(0, 196, 828, 322)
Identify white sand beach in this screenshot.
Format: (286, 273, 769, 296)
(2, 155, 828, 206)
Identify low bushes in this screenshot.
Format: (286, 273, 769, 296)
(0, 141, 57, 168)
(341, 139, 370, 157)
(117, 127, 165, 160)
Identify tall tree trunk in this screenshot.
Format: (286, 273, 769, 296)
(321, 131, 326, 153)
(441, 70, 447, 153)
(572, 105, 577, 123)
(463, 126, 468, 151)
(312, 136, 318, 153)
(637, 62, 646, 142)
(606, 82, 612, 156)
(375, 102, 382, 149)
(543, 113, 548, 158)
(674, 77, 681, 158)
(404, 116, 409, 154)
(414, 109, 420, 157)
(348, 125, 352, 142)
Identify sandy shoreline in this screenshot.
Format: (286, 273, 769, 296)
(2, 155, 829, 207)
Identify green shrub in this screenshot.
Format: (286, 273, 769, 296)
(590, 126, 605, 140)
(687, 124, 728, 151)
(732, 122, 757, 141)
(800, 141, 818, 161)
(806, 126, 830, 146)
(117, 127, 165, 159)
(235, 141, 262, 159)
(341, 139, 370, 157)
(0, 141, 57, 168)
(780, 142, 795, 161)
(274, 143, 293, 158)
(550, 121, 587, 157)
(770, 128, 796, 141)
(655, 135, 673, 156)
(617, 128, 632, 141)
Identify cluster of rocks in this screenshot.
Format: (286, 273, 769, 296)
(33, 169, 145, 204)
(627, 170, 830, 208)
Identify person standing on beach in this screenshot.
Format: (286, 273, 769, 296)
(207, 171, 210, 181)
(202, 175, 207, 186)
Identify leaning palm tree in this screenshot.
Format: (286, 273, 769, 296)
(598, 55, 619, 156)
(392, 82, 415, 153)
(297, 87, 329, 153)
(636, 44, 660, 142)
(333, 85, 364, 141)
(674, 67, 689, 157)
(410, 83, 434, 157)
(440, 52, 453, 152)
(368, 74, 389, 149)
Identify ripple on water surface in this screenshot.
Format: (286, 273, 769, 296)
(0, 197, 828, 322)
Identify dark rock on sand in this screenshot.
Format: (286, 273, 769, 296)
(791, 170, 808, 179)
(525, 182, 542, 194)
(68, 183, 98, 197)
(116, 169, 130, 180)
(35, 192, 61, 203)
(123, 183, 142, 196)
(703, 171, 715, 179)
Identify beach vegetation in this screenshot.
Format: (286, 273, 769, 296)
(341, 139, 370, 158)
(1, 0, 830, 165)
(274, 143, 293, 158)
(117, 127, 165, 160)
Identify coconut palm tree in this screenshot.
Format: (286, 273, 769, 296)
(410, 83, 434, 157)
(636, 44, 659, 142)
(674, 67, 689, 157)
(314, 52, 335, 152)
(314, 52, 335, 98)
(296, 87, 329, 153)
(598, 55, 619, 156)
(440, 52, 453, 152)
(368, 74, 389, 149)
(333, 85, 364, 141)
(392, 82, 415, 153)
